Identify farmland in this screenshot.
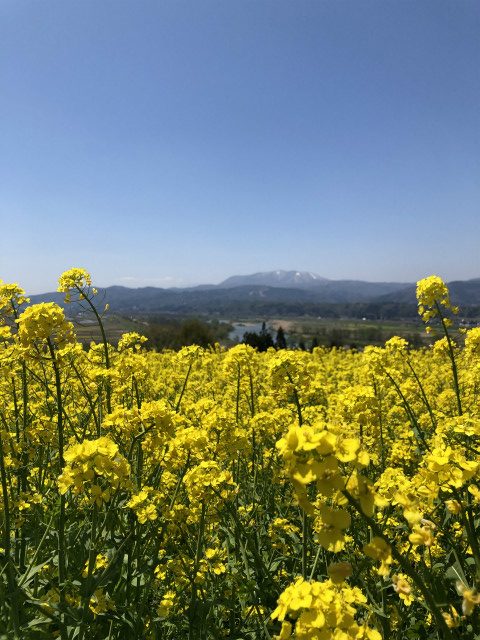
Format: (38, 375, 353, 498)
(69, 313, 428, 351)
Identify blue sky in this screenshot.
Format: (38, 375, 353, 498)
(1, 1, 479, 293)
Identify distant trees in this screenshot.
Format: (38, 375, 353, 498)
(242, 323, 290, 351)
(145, 317, 231, 350)
(275, 326, 287, 349)
(242, 322, 274, 352)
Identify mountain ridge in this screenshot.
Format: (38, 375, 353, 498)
(25, 271, 480, 318)
(219, 270, 330, 288)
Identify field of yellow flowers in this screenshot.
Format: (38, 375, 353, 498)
(0, 269, 479, 639)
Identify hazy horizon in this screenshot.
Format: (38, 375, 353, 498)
(21, 268, 480, 296)
(1, 1, 479, 293)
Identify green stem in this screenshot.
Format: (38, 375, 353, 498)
(382, 366, 429, 451)
(47, 339, 68, 640)
(188, 501, 206, 640)
(235, 366, 241, 424)
(248, 366, 256, 418)
(308, 544, 323, 580)
(78, 503, 99, 640)
(404, 355, 437, 430)
(342, 489, 454, 639)
(0, 432, 21, 638)
(285, 370, 302, 426)
(453, 488, 480, 579)
(75, 285, 112, 413)
(19, 361, 29, 571)
(176, 358, 194, 412)
(302, 510, 309, 579)
(435, 302, 462, 416)
(373, 379, 385, 471)
(71, 360, 100, 436)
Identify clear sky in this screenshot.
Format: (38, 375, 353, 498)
(1, 0, 479, 293)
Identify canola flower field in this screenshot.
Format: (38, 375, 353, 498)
(0, 269, 479, 639)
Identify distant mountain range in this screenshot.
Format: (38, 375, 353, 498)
(218, 270, 329, 289)
(376, 278, 480, 306)
(29, 271, 480, 319)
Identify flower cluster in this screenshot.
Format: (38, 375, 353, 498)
(416, 274, 458, 327)
(16, 302, 75, 351)
(58, 436, 130, 503)
(271, 577, 381, 640)
(183, 460, 238, 505)
(57, 267, 95, 303)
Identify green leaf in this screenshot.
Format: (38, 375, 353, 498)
(445, 562, 467, 584)
(18, 560, 51, 588)
(26, 617, 51, 628)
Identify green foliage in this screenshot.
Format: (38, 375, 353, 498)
(275, 326, 287, 350)
(242, 322, 274, 352)
(144, 317, 232, 350)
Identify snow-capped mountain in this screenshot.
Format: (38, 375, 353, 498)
(218, 270, 329, 289)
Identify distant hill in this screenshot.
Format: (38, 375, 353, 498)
(218, 270, 412, 301)
(27, 272, 480, 319)
(219, 270, 329, 288)
(377, 278, 480, 306)
(31, 285, 318, 314)
(301, 279, 412, 302)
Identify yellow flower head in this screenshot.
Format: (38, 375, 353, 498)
(364, 537, 392, 576)
(58, 437, 130, 503)
(464, 327, 480, 356)
(0, 281, 29, 317)
(58, 268, 92, 293)
(314, 505, 351, 552)
(392, 573, 413, 606)
(327, 561, 353, 584)
(89, 588, 115, 616)
(157, 590, 176, 618)
(272, 576, 379, 639)
(416, 275, 455, 323)
(117, 331, 148, 352)
(385, 336, 409, 353)
(58, 268, 95, 303)
(456, 581, 480, 616)
(442, 605, 461, 629)
(16, 302, 75, 351)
